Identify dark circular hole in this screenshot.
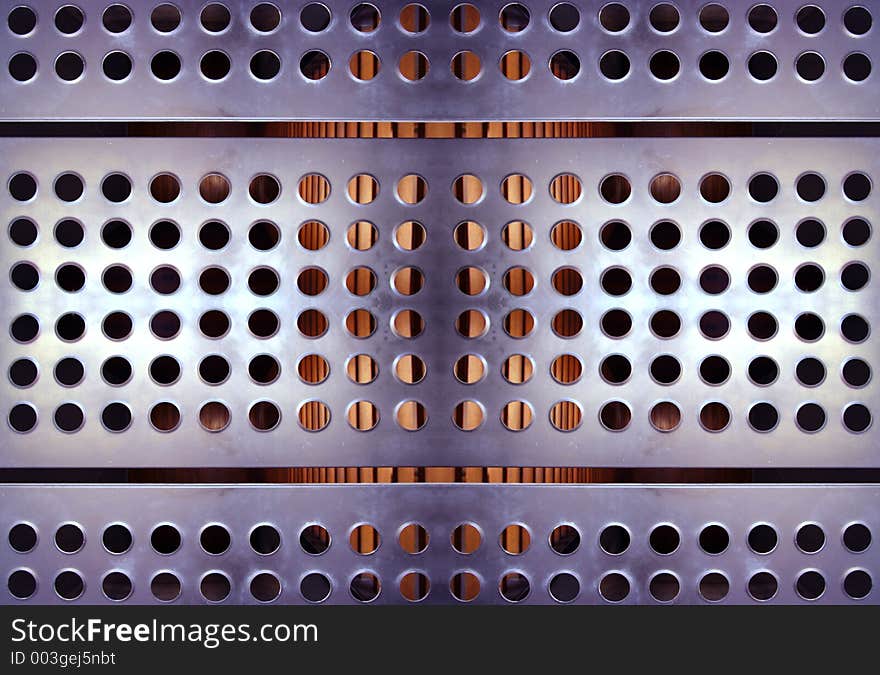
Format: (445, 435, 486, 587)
(8, 6, 37, 35)
(842, 358, 871, 388)
(649, 573, 680, 602)
(249, 354, 280, 384)
(550, 2, 580, 31)
(150, 220, 181, 249)
(599, 50, 630, 80)
(11, 262, 39, 291)
(796, 523, 825, 553)
(151, 572, 181, 601)
(599, 524, 630, 554)
(249, 221, 280, 250)
(699, 355, 730, 385)
(8, 403, 37, 432)
(599, 573, 629, 602)
(843, 403, 872, 433)
(651, 310, 681, 338)
(748, 402, 779, 432)
(249, 309, 279, 338)
(54, 570, 84, 600)
(251, 3, 281, 32)
(650, 221, 681, 250)
(151, 524, 181, 555)
(55, 5, 84, 34)
(248, 267, 279, 296)
(149, 310, 180, 339)
(55, 219, 84, 248)
(842, 314, 870, 343)
(101, 402, 132, 432)
(549, 524, 580, 555)
(844, 6, 872, 36)
(841, 262, 870, 291)
(748, 265, 777, 294)
(699, 524, 729, 554)
(748, 4, 777, 33)
(250, 524, 281, 555)
(601, 267, 632, 296)
(350, 2, 380, 32)
(55, 52, 84, 81)
(102, 4, 132, 32)
(700, 310, 732, 339)
(56, 312, 85, 342)
(102, 265, 132, 294)
(200, 524, 231, 555)
(700, 402, 730, 431)
(200, 572, 230, 602)
(151, 51, 181, 80)
(796, 5, 825, 34)
(301, 50, 331, 80)
(149, 355, 181, 385)
(102, 51, 132, 80)
(103, 312, 132, 340)
(101, 173, 131, 203)
(102, 524, 132, 554)
(55, 263, 85, 292)
(600, 354, 631, 384)
(749, 173, 779, 202)
(749, 220, 779, 248)
(8, 523, 38, 553)
(250, 51, 281, 80)
(649, 3, 679, 31)
(201, 50, 231, 80)
(844, 570, 872, 599)
(795, 357, 825, 386)
(198, 310, 230, 339)
(699, 572, 729, 602)
(249, 401, 281, 431)
(795, 312, 824, 342)
(796, 402, 826, 432)
(9, 218, 38, 247)
(151, 266, 181, 294)
(199, 221, 230, 250)
(843, 218, 871, 247)
(795, 264, 824, 292)
(748, 524, 778, 554)
(550, 50, 580, 80)
(201, 3, 231, 32)
(101, 220, 131, 248)
(8, 52, 37, 82)
(600, 221, 631, 250)
(151, 4, 181, 32)
(9, 358, 38, 388)
(54, 357, 84, 387)
(700, 174, 730, 203)
(649, 50, 680, 80)
(8, 173, 37, 201)
(700, 220, 730, 249)
(699, 4, 729, 32)
(600, 174, 631, 203)
(55, 523, 84, 553)
(748, 571, 778, 600)
(797, 172, 826, 202)
(748, 51, 778, 80)
(601, 309, 631, 338)
(300, 3, 331, 31)
(796, 219, 826, 247)
(301, 572, 331, 602)
(843, 523, 872, 553)
(599, 400, 631, 430)
(54, 173, 84, 202)
(199, 355, 230, 385)
(103, 570, 133, 599)
(699, 265, 730, 294)
(549, 573, 579, 603)
(499, 572, 530, 602)
(796, 52, 825, 81)
(796, 571, 825, 600)
(650, 355, 681, 385)
(699, 50, 729, 80)
(250, 573, 281, 602)
(53, 402, 83, 432)
(300, 524, 331, 555)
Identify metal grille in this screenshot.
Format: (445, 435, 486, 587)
(2, 484, 876, 604)
(3, 137, 877, 467)
(2, 0, 877, 121)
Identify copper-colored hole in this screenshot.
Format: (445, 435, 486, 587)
(150, 402, 180, 432)
(454, 220, 485, 250)
(248, 400, 280, 431)
(500, 524, 530, 553)
(502, 220, 533, 250)
(400, 572, 430, 602)
(651, 401, 681, 431)
(349, 524, 380, 554)
(400, 3, 429, 33)
(552, 267, 583, 295)
(297, 267, 329, 296)
(550, 401, 582, 431)
(346, 266, 377, 296)
(502, 354, 533, 384)
(397, 174, 428, 204)
(199, 173, 230, 203)
(700, 402, 730, 431)
(347, 354, 379, 384)
(392, 266, 424, 295)
(550, 220, 582, 250)
(399, 523, 429, 554)
(150, 173, 180, 203)
(451, 523, 481, 553)
(347, 220, 377, 250)
(553, 309, 582, 337)
(348, 401, 379, 431)
(455, 309, 487, 338)
(501, 400, 533, 431)
(298, 400, 330, 431)
(399, 51, 429, 80)
(299, 220, 330, 250)
(453, 174, 483, 204)
(456, 266, 488, 295)
(551, 354, 582, 384)
(700, 173, 730, 203)
(395, 220, 426, 250)
(451, 50, 481, 81)
(298, 308, 329, 338)
(650, 173, 682, 203)
(452, 400, 483, 430)
(298, 173, 330, 204)
(397, 400, 427, 430)
(451, 3, 480, 32)
(501, 174, 533, 204)
(550, 173, 582, 204)
(347, 174, 378, 204)
(393, 309, 425, 338)
(199, 401, 230, 431)
(298, 354, 329, 384)
(454, 354, 484, 384)
(349, 50, 379, 80)
(503, 267, 534, 296)
(600, 400, 631, 430)
(500, 50, 531, 80)
(395, 354, 426, 384)
(450, 572, 480, 601)
(503, 308, 534, 337)
(345, 309, 377, 338)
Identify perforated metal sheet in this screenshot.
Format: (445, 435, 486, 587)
(1, 484, 877, 604)
(2, 136, 878, 467)
(2, 0, 878, 121)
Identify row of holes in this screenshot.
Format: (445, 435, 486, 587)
(7, 3, 873, 39)
(9, 520, 871, 557)
(8, 216, 874, 254)
(9, 307, 872, 343)
(7, 352, 873, 390)
(6, 566, 874, 603)
(8, 170, 873, 205)
(7, 48, 874, 84)
(7, 260, 873, 296)
(6, 399, 874, 434)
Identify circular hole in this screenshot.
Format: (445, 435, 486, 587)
(795, 263, 825, 293)
(451, 51, 481, 82)
(9, 358, 38, 388)
(745, 220, 778, 250)
(600, 309, 630, 339)
(346, 309, 377, 338)
(700, 3, 729, 32)
(842, 262, 870, 291)
(298, 400, 331, 431)
(796, 5, 825, 34)
(502, 267, 533, 296)
(650, 220, 681, 251)
(198, 402, 230, 432)
(102, 571, 132, 601)
(300, 3, 330, 32)
(601, 267, 631, 296)
(599, 2, 630, 31)
(550, 173, 582, 203)
(649, 572, 680, 602)
(549, 573, 579, 603)
(151, 4, 181, 32)
(197, 174, 229, 204)
(748, 402, 779, 432)
(197, 310, 228, 340)
(551, 354, 582, 384)
(400, 3, 429, 33)
(700, 220, 730, 249)
(149, 402, 180, 432)
(200, 50, 231, 80)
(101, 402, 131, 432)
(650, 524, 680, 555)
(550, 50, 580, 80)
(599, 174, 631, 204)
(748, 356, 779, 386)
(393, 266, 424, 295)
(346, 354, 378, 385)
(350, 2, 380, 32)
(501, 174, 533, 205)
(699, 265, 730, 294)
(796, 402, 826, 432)
(650, 174, 681, 203)
(749, 173, 778, 202)
(200, 572, 230, 602)
(54, 173, 84, 202)
(501, 221, 533, 252)
(796, 51, 825, 81)
(842, 358, 871, 388)
(60, 216, 91, 247)
(649, 3, 679, 31)
(149, 220, 181, 250)
(795, 357, 825, 388)
(549, 525, 580, 555)
(396, 400, 427, 431)
(300, 524, 331, 555)
(452, 174, 482, 205)
(250, 50, 281, 80)
(397, 174, 427, 204)
(102, 311, 132, 341)
(501, 401, 533, 431)
(296, 174, 330, 205)
(399, 523, 429, 554)
(248, 267, 279, 296)
(500, 2, 529, 32)
(149, 356, 180, 386)
(797, 173, 826, 202)
(600, 221, 629, 250)
(600, 400, 631, 431)
(452, 523, 481, 553)
(748, 571, 778, 601)
(651, 309, 680, 339)
(455, 354, 486, 384)
(749, 523, 778, 554)
(599, 50, 630, 80)
(550, 2, 580, 31)
(599, 572, 630, 602)
(500, 524, 530, 555)
(245, 220, 280, 252)
(350, 524, 380, 554)
(795, 218, 825, 248)
(844, 6, 873, 35)
(400, 572, 430, 602)
(8, 403, 37, 433)
(297, 308, 328, 338)
(843, 523, 872, 553)
(504, 308, 535, 338)
(599, 524, 630, 555)
(101, 356, 131, 386)
(293, 220, 329, 251)
(8, 53, 37, 82)
(249, 175, 280, 205)
(198, 266, 229, 295)
(102, 51, 132, 81)
(700, 51, 729, 80)
(650, 266, 681, 295)
(250, 573, 280, 602)
(699, 572, 729, 602)
(55, 5, 83, 33)
(55, 570, 84, 601)
(151, 524, 180, 554)
(600, 354, 631, 385)
(796, 523, 826, 553)
(151, 50, 181, 80)
(199, 355, 230, 386)
(347, 401, 379, 431)
(55, 523, 84, 554)
(795, 312, 825, 342)
(297, 267, 329, 296)
(56, 263, 86, 293)
(301, 50, 331, 80)
(700, 174, 730, 203)
(500, 50, 531, 80)
(651, 355, 682, 385)
(796, 571, 826, 601)
(749, 51, 778, 80)
(697, 310, 729, 340)
(9, 218, 38, 247)
(843, 218, 871, 247)
(843, 403, 872, 433)
(10, 262, 39, 291)
(650, 51, 680, 80)
(454, 220, 485, 251)
(394, 309, 425, 338)
(199, 524, 230, 555)
(452, 401, 484, 431)
(350, 572, 381, 602)
(250, 524, 281, 555)
(455, 309, 487, 338)
(450, 3, 479, 32)
(550, 400, 582, 431)
(844, 570, 872, 599)
(8, 6, 37, 35)
(748, 4, 777, 32)
(395, 354, 426, 384)
(251, 3, 280, 32)
(55, 312, 85, 342)
(449, 572, 480, 602)
(842, 313, 870, 343)
(349, 50, 380, 81)
(249, 400, 281, 431)
(200, 3, 230, 32)
(699, 524, 730, 555)
(399, 51, 429, 81)
(650, 401, 682, 432)
(54, 402, 84, 432)
(700, 402, 731, 431)
(748, 264, 778, 294)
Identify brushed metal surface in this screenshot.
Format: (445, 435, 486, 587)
(1, 0, 877, 121)
(1, 484, 877, 604)
(2, 136, 877, 467)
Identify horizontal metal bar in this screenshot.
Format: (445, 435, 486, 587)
(1, 0, 877, 121)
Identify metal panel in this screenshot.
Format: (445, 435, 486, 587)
(2, 137, 878, 467)
(1, 0, 878, 121)
(1, 484, 877, 604)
